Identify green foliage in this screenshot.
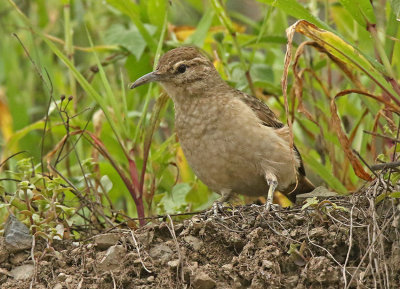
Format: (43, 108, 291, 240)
(0, 0, 399, 229)
(1, 158, 76, 240)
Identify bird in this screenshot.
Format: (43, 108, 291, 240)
(130, 46, 315, 209)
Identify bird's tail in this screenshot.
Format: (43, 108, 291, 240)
(286, 176, 315, 203)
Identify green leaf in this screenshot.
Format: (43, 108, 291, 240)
(106, 0, 158, 52)
(338, 0, 376, 27)
(301, 197, 319, 210)
(0, 203, 10, 209)
(56, 205, 76, 216)
(105, 24, 157, 60)
(185, 8, 215, 47)
(250, 63, 274, 83)
(386, 2, 400, 57)
(146, 0, 167, 28)
(256, 0, 331, 30)
(376, 191, 400, 204)
(160, 183, 192, 213)
(302, 152, 347, 194)
(99, 175, 113, 194)
(390, 0, 400, 20)
(5, 121, 45, 155)
(32, 213, 40, 223)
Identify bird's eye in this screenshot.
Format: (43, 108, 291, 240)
(177, 64, 187, 73)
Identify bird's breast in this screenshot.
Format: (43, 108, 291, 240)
(173, 97, 265, 193)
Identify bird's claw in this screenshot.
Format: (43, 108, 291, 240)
(204, 201, 228, 219)
(264, 201, 279, 212)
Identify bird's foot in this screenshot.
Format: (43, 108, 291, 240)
(203, 201, 230, 219)
(213, 201, 224, 216)
(264, 201, 279, 212)
(204, 189, 233, 219)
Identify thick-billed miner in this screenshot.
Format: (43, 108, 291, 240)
(130, 46, 315, 209)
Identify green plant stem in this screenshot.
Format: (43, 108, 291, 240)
(133, 11, 168, 144)
(211, 0, 255, 95)
(63, 1, 76, 109)
(368, 24, 395, 80)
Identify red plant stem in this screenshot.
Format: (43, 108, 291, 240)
(134, 195, 145, 227)
(87, 132, 146, 226)
(128, 153, 141, 197)
(128, 154, 145, 226)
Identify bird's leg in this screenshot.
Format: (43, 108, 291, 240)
(218, 188, 233, 203)
(265, 172, 278, 211)
(212, 188, 232, 216)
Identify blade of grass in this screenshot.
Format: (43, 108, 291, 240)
(185, 7, 215, 47)
(84, 26, 128, 140)
(106, 0, 158, 53)
(133, 10, 168, 144)
(256, 0, 331, 31)
(302, 153, 347, 194)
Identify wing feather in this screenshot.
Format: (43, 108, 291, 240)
(233, 90, 306, 176)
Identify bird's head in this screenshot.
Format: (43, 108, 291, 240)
(130, 46, 223, 98)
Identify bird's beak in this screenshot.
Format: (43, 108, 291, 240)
(129, 71, 160, 89)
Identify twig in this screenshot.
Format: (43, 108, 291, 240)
(0, 151, 27, 168)
(388, 118, 400, 183)
(345, 207, 393, 289)
(110, 272, 116, 289)
(166, 215, 185, 287)
(363, 130, 400, 143)
(129, 229, 152, 273)
(29, 235, 36, 289)
(352, 149, 378, 178)
(343, 205, 354, 288)
(370, 161, 400, 171)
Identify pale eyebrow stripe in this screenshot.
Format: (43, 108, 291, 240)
(172, 57, 209, 69)
(173, 60, 186, 69)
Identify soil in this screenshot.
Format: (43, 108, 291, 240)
(1, 188, 400, 289)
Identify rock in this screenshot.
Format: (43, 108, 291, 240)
(149, 244, 173, 264)
(308, 227, 327, 239)
(184, 235, 203, 251)
(192, 271, 216, 289)
(296, 186, 338, 203)
(10, 264, 34, 280)
(56, 259, 67, 268)
(98, 245, 126, 271)
(167, 259, 180, 269)
(94, 233, 120, 250)
(147, 275, 155, 282)
(53, 283, 63, 289)
(286, 275, 299, 284)
(261, 260, 274, 269)
(57, 272, 67, 281)
(135, 230, 154, 246)
(0, 237, 10, 263)
(221, 263, 233, 272)
(9, 251, 29, 265)
(4, 215, 32, 252)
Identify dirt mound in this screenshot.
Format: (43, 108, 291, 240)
(1, 191, 399, 288)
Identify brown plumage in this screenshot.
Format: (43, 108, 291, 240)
(130, 46, 314, 206)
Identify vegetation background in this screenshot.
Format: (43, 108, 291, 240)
(0, 0, 399, 236)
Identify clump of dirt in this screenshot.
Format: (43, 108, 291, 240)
(1, 186, 400, 289)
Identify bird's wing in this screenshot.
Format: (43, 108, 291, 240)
(234, 90, 306, 176)
(234, 90, 284, 128)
